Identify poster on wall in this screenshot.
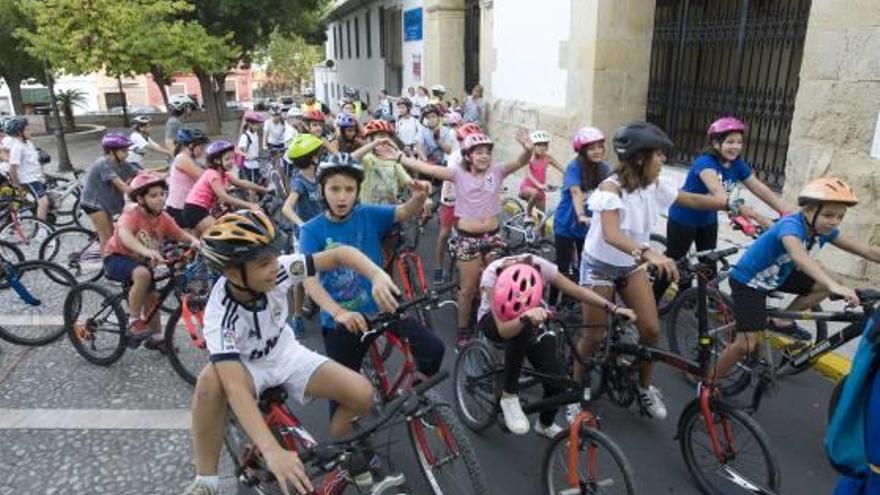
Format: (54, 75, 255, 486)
(413, 54, 421, 79)
(404, 8, 422, 41)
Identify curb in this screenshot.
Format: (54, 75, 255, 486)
(769, 335, 850, 382)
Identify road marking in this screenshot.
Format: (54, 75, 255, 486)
(0, 315, 65, 326)
(0, 409, 191, 430)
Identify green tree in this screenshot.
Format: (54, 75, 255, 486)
(0, 0, 45, 114)
(55, 88, 87, 132)
(260, 30, 323, 97)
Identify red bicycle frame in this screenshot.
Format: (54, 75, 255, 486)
(395, 251, 429, 301)
(566, 409, 603, 488)
(697, 385, 736, 463)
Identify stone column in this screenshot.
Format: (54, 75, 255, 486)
(423, 0, 466, 98)
(783, 0, 880, 282)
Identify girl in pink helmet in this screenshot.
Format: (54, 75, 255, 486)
(517, 130, 564, 220)
(477, 255, 634, 436)
(654, 116, 790, 306)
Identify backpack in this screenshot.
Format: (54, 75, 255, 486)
(826, 308, 880, 478)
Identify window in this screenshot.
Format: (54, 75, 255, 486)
(355, 17, 360, 58)
(346, 20, 352, 59)
(104, 92, 125, 110)
(225, 79, 237, 101)
(333, 25, 339, 59)
(365, 11, 372, 58)
(335, 25, 342, 59)
(379, 8, 386, 57)
(169, 83, 186, 95)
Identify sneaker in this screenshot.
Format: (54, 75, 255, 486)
(179, 479, 216, 495)
(432, 267, 444, 285)
(565, 403, 580, 425)
(638, 386, 668, 420)
(768, 319, 812, 342)
(534, 419, 564, 439)
(499, 395, 529, 435)
(143, 337, 166, 353)
(126, 318, 157, 347)
(288, 315, 306, 338)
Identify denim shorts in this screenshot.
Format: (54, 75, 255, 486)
(24, 181, 47, 199)
(579, 254, 638, 288)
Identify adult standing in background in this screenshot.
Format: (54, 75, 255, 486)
(164, 95, 197, 150)
(463, 84, 487, 128)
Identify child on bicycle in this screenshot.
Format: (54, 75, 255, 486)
(302, 109, 326, 139)
(518, 130, 564, 220)
(103, 170, 199, 347)
(281, 133, 326, 337)
(329, 112, 363, 154)
(80, 133, 139, 250)
(6, 118, 49, 221)
(711, 178, 880, 382)
(416, 104, 455, 165)
(396, 129, 534, 347)
(551, 127, 613, 304)
(262, 105, 288, 159)
(479, 255, 635, 436)
(179, 140, 267, 236)
(182, 210, 401, 495)
(654, 116, 790, 306)
(128, 115, 173, 167)
(352, 119, 413, 205)
(578, 122, 730, 420)
(298, 154, 445, 398)
(394, 98, 420, 155)
(166, 127, 209, 225)
(238, 111, 266, 185)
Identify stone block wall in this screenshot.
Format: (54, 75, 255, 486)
(784, 0, 880, 283)
(423, 0, 466, 98)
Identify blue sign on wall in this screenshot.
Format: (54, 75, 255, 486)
(404, 8, 423, 41)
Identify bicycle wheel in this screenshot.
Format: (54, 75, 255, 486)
(164, 301, 208, 386)
(0, 260, 75, 346)
(408, 391, 490, 495)
(452, 341, 499, 432)
(679, 398, 781, 495)
(666, 286, 751, 396)
(64, 282, 127, 365)
(39, 226, 102, 284)
(542, 422, 637, 495)
(0, 217, 54, 259)
(0, 240, 24, 289)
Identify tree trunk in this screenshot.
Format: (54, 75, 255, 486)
(116, 76, 129, 127)
(213, 72, 228, 121)
(62, 103, 75, 132)
(195, 68, 221, 135)
(6, 77, 24, 115)
(149, 65, 170, 109)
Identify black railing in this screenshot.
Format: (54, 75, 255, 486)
(647, 0, 811, 190)
(464, 0, 481, 93)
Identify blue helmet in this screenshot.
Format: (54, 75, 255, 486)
(335, 112, 358, 129)
(5, 117, 28, 136)
(176, 127, 208, 146)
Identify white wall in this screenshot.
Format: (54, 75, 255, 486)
(491, 0, 570, 108)
(0, 74, 100, 115)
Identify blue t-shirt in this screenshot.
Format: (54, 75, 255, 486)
(668, 153, 753, 228)
(290, 173, 322, 234)
(553, 159, 612, 239)
(730, 212, 839, 292)
(299, 204, 396, 328)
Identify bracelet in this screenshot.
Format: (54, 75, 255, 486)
(603, 301, 617, 314)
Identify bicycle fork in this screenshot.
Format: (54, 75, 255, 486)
(1, 262, 40, 305)
(697, 386, 735, 464)
(567, 410, 604, 490)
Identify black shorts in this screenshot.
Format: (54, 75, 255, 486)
(180, 203, 210, 229)
(165, 206, 184, 226)
(730, 270, 816, 333)
(80, 204, 102, 215)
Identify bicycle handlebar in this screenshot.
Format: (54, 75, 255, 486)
(830, 288, 880, 306)
(358, 283, 458, 342)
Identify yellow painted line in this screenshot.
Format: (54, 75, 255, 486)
(768, 334, 851, 382)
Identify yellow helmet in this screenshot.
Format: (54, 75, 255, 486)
(200, 210, 281, 270)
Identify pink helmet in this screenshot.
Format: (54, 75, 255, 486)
(128, 170, 167, 201)
(572, 127, 605, 152)
(445, 111, 463, 126)
(707, 117, 746, 138)
(244, 110, 266, 123)
(491, 264, 544, 322)
(461, 133, 493, 153)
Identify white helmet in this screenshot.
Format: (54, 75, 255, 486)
(168, 94, 196, 111)
(530, 130, 551, 144)
(430, 84, 446, 94)
(287, 107, 303, 118)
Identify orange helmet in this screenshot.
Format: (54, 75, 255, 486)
(797, 178, 858, 206)
(363, 119, 395, 137)
(200, 210, 281, 270)
(302, 109, 325, 122)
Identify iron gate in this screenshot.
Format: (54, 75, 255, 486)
(464, 0, 480, 92)
(646, 0, 811, 189)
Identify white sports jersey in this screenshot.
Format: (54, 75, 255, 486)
(204, 254, 314, 364)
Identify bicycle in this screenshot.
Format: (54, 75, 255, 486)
(500, 186, 559, 246)
(0, 196, 55, 259)
(0, 245, 76, 346)
(358, 283, 489, 494)
(594, 247, 781, 494)
(452, 312, 636, 495)
(43, 171, 86, 228)
(225, 370, 454, 495)
(62, 245, 210, 368)
(38, 225, 104, 284)
(384, 215, 436, 330)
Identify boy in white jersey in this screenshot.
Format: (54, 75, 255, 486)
(180, 210, 400, 495)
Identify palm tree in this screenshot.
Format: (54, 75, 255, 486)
(55, 89, 87, 132)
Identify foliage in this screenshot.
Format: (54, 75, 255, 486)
(55, 88, 87, 131)
(260, 29, 323, 95)
(0, 0, 45, 113)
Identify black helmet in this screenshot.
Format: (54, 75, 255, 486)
(316, 152, 365, 185)
(5, 117, 28, 136)
(176, 127, 208, 146)
(612, 121, 673, 161)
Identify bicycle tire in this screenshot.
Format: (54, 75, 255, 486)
(827, 375, 847, 426)
(408, 391, 490, 495)
(0, 260, 75, 346)
(64, 282, 127, 365)
(679, 398, 781, 495)
(452, 341, 499, 432)
(164, 302, 208, 386)
(39, 226, 103, 284)
(0, 216, 55, 259)
(542, 422, 637, 495)
(666, 286, 751, 396)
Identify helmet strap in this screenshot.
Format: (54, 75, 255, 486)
(226, 275, 265, 304)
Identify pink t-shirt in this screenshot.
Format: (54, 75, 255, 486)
(452, 163, 505, 220)
(104, 205, 187, 260)
(185, 168, 230, 209)
(166, 154, 202, 210)
(521, 157, 549, 188)
(477, 255, 559, 321)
